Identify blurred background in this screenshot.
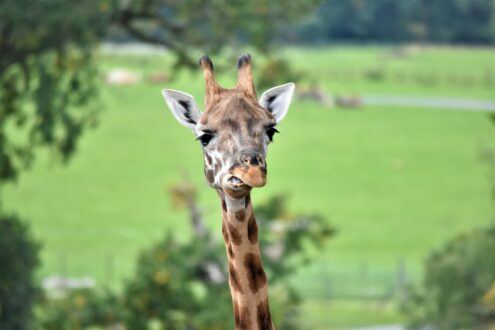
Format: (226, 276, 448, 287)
(1, 0, 495, 329)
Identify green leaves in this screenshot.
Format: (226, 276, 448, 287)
(0, 214, 41, 330)
(0, 0, 107, 184)
(403, 226, 495, 329)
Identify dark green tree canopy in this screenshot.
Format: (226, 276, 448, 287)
(295, 0, 495, 44)
(0, 0, 108, 183)
(0, 214, 40, 330)
(404, 225, 495, 329)
(115, 0, 320, 68)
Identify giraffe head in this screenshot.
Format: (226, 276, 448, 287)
(162, 54, 295, 199)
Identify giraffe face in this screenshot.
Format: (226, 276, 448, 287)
(162, 55, 295, 198)
(197, 92, 276, 197)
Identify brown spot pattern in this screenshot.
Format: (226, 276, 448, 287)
(227, 244, 235, 258)
(222, 198, 227, 212)
(222, 222, 229, 243)
(245, 195, 251, 208)
(228, 262, 242, 293)
(239, 305, 252, 330)
(224, 119, 240, 133)
(235, 209, 246, 222)
(247, 214, 258, 244)
(228, 222, 242, 245)
(257, 299, 273, 330)
(244, 252, 267, 294)
(233, 300, 240, 328)
(246, 118, 256, 133)
(206, 169, 214, 184)
(205, 153, 212, 165)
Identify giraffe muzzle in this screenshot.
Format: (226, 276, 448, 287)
(228, 165, 266, 188)
(222, 151, 267, 192)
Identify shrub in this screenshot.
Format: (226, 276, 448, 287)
(39, 289, 124, 330)
(403, 225, 495, 329)
(0, 214, 41, 330)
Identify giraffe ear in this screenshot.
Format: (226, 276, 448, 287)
(161, 89, 201, 130)
(259, 82, 295, 123)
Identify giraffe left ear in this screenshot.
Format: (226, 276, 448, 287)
(259, 82, 295, 123)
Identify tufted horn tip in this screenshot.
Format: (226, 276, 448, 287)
(237, 53, 252, 69)
(199, 55, 214, 70)
(236, 53, 256, 98)
(199, 55, 221, 109)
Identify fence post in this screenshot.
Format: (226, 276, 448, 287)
(59, 253, 67, 278)
(396, 257, 408, 303)
(360, 261, 369, 298)
(106, 253, 114, 287)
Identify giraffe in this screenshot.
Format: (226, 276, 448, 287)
(161, 54, 295, 330)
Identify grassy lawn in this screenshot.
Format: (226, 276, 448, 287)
(3, 46, 495, 327)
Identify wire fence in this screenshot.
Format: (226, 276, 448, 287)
(294, 259, 416, 303)
(44, 253, 417, 305)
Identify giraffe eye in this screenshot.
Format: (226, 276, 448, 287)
(266, 127, 279, 142)
(197, 133, 214, 147)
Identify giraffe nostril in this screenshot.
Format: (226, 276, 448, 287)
(240, 154, 250, 165)
(239, 153, 264, 167)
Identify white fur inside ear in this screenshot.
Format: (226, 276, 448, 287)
(259, 82, 295, 122)
(161, 89, 201, 129)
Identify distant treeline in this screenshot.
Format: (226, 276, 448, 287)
(293, 0, 495, 44)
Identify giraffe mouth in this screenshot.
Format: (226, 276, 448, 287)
(229, 166, 266, 188)
(222, 174, 252, 198)
(228, 176, 244, 185)
(222, 167, 266, 197)
(224, 175, 249, 190)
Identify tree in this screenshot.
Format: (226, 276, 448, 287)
(0, 214, 40, 330)
(0, 0, 108, 184)
(114, 0, 320, 69)
(410, 0, 495, 44)
(403, 226, 495, 329)
(294, 0, 495, 44)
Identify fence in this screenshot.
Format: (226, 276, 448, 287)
(324, 67, 494, 90)
(293, 258, 416, 303)
(44, 254, 417, 304)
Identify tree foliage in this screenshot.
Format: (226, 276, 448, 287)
(0, 0, 108, 184)
(403, 226, 495, 329)
(295, 0, 495, 44)
(39, 289, 124, 330)
(114, 0, 320, 69)
(0, 214, 41, 330)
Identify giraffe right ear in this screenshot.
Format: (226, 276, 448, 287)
(161, 89, 201, 130)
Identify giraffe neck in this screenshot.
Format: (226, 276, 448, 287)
(220, 193, 274, 330)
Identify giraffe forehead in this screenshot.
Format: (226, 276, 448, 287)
(199, 94, 274, 130)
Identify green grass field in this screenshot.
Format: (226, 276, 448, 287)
(3, 46, 495, 328)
